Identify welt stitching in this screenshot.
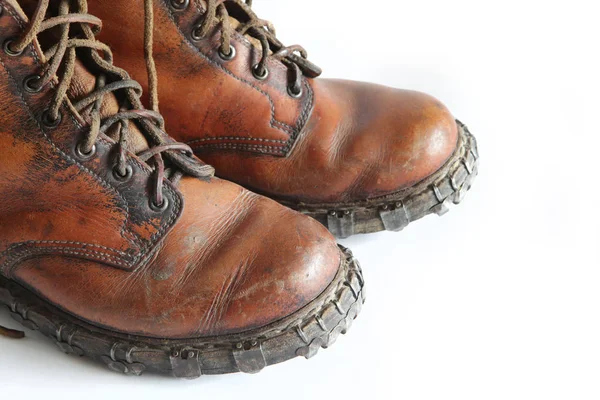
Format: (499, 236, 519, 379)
(168, 0, 313, 150)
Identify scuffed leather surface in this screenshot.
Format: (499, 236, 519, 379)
(0, 0, 341, 338)
(15, 176, 341, 338)
(90, 0, 459, 204)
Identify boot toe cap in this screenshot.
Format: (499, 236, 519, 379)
(385, 90, 459, 190)
(213, 202, 343, 335)
(296, 80, 460, 203)
(169, 179, 343, 337)
(327, 82, 460, 200)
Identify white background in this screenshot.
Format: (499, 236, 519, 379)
(2, 0, 599, 399)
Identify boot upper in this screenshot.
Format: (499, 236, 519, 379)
(0, 0, 341, 339)
(90, 0, 459, 204)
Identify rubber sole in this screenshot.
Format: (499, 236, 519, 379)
(0, 246, 365, 378)
(285, 121, 479, 238)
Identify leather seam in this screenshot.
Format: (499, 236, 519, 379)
(186, 77, 314, 151)
(5, 241, 128, 255)
(2, 245, 133, 277)
(162, 0, 314, 155)
(188, 0, 296, 131)
(190, 143, 286, 154)
(285, 78, 314, 152)
(6, 247, 128, 265)
(187, 136, 288, 144)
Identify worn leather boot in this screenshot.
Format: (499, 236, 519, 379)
(0, 0, 365, 377)
(86, 0, 480, 238)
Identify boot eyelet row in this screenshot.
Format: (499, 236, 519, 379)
(75, 142, 97, 161)
(3, 39, 23, 57)
(218, 45, 236, 61)
(23, 75, 43, 93)
(169, 0, 189, 11)
(41, 110, 62, 129)
(252, 64, 269, 81)
(150, 197, 169, 212)
(112, 165, 133, 182)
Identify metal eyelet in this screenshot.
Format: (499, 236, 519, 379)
(287, 85, 303, 98)
(191, 26, 203, 41)
(3, 39, 23, 57)
(112, 165, 133, 182)
(252, 64, 269, 81)
(23, 75, 42, 93)
(169, 0, 189, 10)
(75, 142, 97, 160)
(41, 110, 62, 129)
(150, 197, 169, 212)
(218, 45, 236, 61)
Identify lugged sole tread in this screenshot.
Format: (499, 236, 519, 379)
(287, 121, 480, 237)
(0, 246, 365, 378)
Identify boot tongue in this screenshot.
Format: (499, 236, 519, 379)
(15, 0, 149, 154)
(68, 61, 150, 154)
(197, 0, 270, 54)
(227, 16, 268, 54)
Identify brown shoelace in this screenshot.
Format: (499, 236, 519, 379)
(0, 0, 214, 338)
(143, 0, 322, 111)
(0, 325, 25, 339)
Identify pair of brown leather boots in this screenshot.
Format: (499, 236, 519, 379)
(0, 0, 478, 378)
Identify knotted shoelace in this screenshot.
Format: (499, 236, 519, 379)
(0, 0, 214, 338)
(143, 0, 322, 112)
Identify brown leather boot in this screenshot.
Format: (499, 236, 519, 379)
(0, 0, 364, 377)
(87, 0, 480, 238)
